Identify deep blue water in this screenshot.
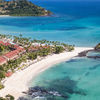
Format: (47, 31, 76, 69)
(0, 1, 100, 46)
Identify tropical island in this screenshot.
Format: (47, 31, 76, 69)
(0, 0, 52, 16)
(0, 34, 93, 100)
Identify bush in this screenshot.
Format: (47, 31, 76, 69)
(68, 46, 74, 51)
(6, 94, 14, 100)
(0, 83, 4, 90)
(0, 94, 14, 100)
(55, 46, 64, 54)
(0, 97, 6, 100)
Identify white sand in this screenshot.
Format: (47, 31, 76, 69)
(0, 15, 10, 17)
(0, 47, 93, 99)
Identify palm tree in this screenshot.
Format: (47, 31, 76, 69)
(19, 34, 22, 38)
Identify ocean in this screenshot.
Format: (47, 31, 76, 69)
(29, 57, 100, 100)
(0, 0, 100, 100)
(0, 1, 100, 46)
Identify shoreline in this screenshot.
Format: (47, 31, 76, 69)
(0, 47, 93, 100)
(0, 14, 51, 17)
(0, 15, 10, 17)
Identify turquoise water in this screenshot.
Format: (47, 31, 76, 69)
(87, 51, 100, 57)
(0, 1, 100, 46)
(29, 57, 100, 100)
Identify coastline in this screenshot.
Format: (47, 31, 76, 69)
(0, 14, 50, 17)
(0, 15, 10, 17)
(0, 47, 93, 100)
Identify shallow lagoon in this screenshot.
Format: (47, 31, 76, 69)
(28, 57, 100, 100)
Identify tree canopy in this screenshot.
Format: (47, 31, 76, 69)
(0, 0, 52, 16)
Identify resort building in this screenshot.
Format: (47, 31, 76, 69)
(0, 41, 5, 45)
(0, 56, 7, 65)
(0, 41, 26, 64)
(28, 46, 38, 52)
(4, 50, 19, 60)
(0, 40, 48, 65)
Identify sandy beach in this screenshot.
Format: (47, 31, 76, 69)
(0, 47, 93, 99)
(0, 15, 10, 17)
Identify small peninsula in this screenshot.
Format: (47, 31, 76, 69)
(0, 0, 52, 16)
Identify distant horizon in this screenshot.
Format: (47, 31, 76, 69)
(30, 0, 100, 2)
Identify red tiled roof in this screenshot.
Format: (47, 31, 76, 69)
(4, 47, 25, 59)
(28, 46, 50, 51)
(4, 50, 19, 59)
(5, 72, 13, 77)
(0, 41, 5, 45)
(4, 42, 11, 46)
(28, 46, 38, 51)
(0, 56, 6, 63)
(42, 46, 50, 49)
(17, 47, 25, 52)
(0, 41, 12, 46)
(14, 45, 19, 49)
(0, 41, 25, 59)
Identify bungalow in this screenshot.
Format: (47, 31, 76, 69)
(0, 41, 26, 64)
(4, 47, 26, 60)
(42, 45, 50, 49)
(28, 45, 50, 52)
(14, 44, 20, 49)
(17, 47, 26, 53)
(0, 41, 5, 45)
(28, 46, 38, 52)
(5, 71, 13, 77)
(0, 56, 7, 65)
(4, 42, 11, 46)
(4, 50, 19, 60)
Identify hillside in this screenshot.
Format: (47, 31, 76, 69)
(0, 0, 52, 16)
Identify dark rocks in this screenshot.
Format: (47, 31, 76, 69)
(23, 86, 65, 99)
(18, 97, 28, 100)
(28, 86, 48, 95)
(78, 49, 100, 59)
(78, 50, 93, 57)
(20, 77, 87, 100)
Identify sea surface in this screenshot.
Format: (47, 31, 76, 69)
(0, 0, 100, 100)
(29, 57, 100, 100)
(0, 1, 100, 46)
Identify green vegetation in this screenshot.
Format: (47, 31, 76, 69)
(95, 43, 100, 51)
(37, 48, 51, 56)
(54, 46, 64, 54)
(0, 70, 5, 80)
(0, 34, 74, 93)
(5, 94, 14, 100)
(0, 33, 74, 99)
(0, 44, 11, 56)
(0, 94, 14, 100)
(28, 52, 37, 60)
(0, 82, 4, 89)
(0, 0, 52, 16)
